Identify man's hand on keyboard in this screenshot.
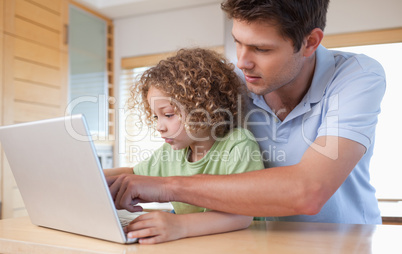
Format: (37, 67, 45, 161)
(107, 174, 172, 212)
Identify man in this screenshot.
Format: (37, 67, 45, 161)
(108, 0, 385, 224)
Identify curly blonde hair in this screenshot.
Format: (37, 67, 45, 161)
(128, 48, 246, 138)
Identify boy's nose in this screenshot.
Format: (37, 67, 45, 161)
(156, 121, 166, 132)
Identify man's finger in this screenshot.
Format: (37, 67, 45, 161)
(106, 175, 118, 186)
(114, 175, 130, 209)
(108, 175, 124, 200)
(116, 176, 141, 210)
(125, 205, 144, 213)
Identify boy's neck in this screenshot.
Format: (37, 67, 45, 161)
(188, 135, 216, 162)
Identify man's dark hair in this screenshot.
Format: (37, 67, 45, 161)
(221, 0, 330, 52)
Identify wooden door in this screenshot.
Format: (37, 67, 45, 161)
(1, 0, 69, 218)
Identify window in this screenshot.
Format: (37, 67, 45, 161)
(68, 5, 108, 137)
(330, 43, 402, 200)
(322, 28, 402, 202)
(118, 66, 164, 167)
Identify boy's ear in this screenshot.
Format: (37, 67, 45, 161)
(303, 28, 324, 57)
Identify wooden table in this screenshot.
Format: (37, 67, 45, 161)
(0, 216, 401, 253)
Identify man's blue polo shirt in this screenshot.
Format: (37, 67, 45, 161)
(246, 45, 386, 224)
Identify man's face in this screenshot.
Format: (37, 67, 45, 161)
(232, 19, 305, 96)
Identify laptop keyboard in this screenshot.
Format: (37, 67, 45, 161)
(118, 211, 147, 227)
(120, 217, 134, 227)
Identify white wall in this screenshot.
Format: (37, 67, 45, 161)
(114, 0, 402, 59)
(113, 2, 224, 106)
(114, 0, 402, 82)
(114, 3, 224, 59)
(326, 0, 402, 35)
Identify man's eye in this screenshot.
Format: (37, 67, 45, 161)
(256, 48, 269, 52)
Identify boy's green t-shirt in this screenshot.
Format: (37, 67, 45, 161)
(133, 128, 264, 214)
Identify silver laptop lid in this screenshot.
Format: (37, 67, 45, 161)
(0, 115, 135, 243)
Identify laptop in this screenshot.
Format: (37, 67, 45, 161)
(0, 114, 143, 244)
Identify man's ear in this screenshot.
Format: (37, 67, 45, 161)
(303, 28, 324, 57)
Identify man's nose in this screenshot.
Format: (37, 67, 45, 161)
(237, 49, 254, 70)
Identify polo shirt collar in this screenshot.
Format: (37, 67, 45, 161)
(249, 92, 271, 112)
(307, 44, 335, 104)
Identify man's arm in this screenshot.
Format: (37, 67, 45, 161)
(104, 167, 133, 176)
(109, 136, 365, 217)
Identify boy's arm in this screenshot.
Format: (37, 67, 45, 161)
(103, 167, 134, 176)
(180, 211, 253, 239)
(125, 210, 253, 244)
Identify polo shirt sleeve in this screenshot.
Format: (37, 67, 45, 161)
(317, 54, 386, 151)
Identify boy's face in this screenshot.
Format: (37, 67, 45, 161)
(147, 86, 193, 150)
(232, 19, 306, 96)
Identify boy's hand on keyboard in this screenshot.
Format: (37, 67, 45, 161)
(124, 211, 186, 244)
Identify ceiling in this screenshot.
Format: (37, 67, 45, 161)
(73, 0, 223, 19)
